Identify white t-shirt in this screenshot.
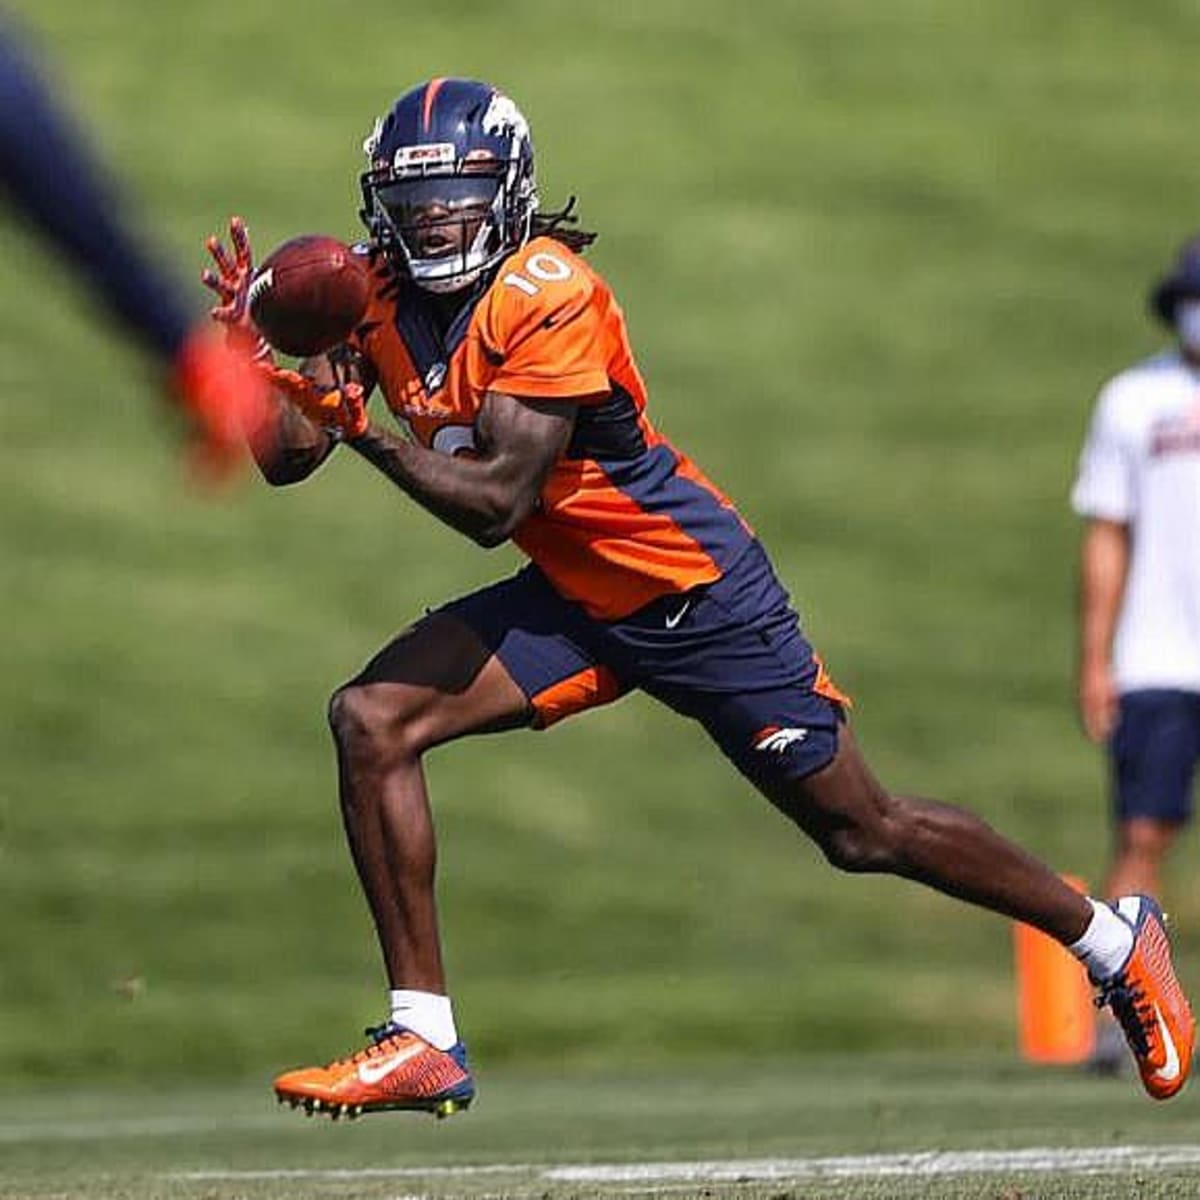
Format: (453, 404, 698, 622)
(1071, 349, 1200, 693)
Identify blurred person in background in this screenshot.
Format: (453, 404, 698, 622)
(0, 13, 262, 474)
(206, 77, 1194, 1120)
(1072, 235, 1200, 1070)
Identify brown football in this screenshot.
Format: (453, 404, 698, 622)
(248, 235, 371, 357)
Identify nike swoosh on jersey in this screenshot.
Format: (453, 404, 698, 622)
(356, 1040, 425, 1085)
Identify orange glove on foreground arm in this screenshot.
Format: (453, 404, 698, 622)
(170, 327, 270, 482)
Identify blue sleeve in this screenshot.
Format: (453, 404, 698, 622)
(0, 19, 192, 358)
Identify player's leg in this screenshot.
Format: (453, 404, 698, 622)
(766, 719, 1192, 1098)
(626, 542, 1193, 1099)
(1106, 818, 1180, 899)
(330, 613, 531, 998)
(275, 611, 529, 1118)
(276, 565, 624, 1119)
(611, 543, 1093, 942)
(1104, 689, 1199, 900)
(331, 571, 622, 1002)
(770, 723, 1092, 937)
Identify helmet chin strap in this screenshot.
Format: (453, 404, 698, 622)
(418, 271, 481, 295)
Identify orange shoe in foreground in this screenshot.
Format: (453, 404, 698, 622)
(273, 1023, 474, 1120)
(1094, 896, 1195, 1100)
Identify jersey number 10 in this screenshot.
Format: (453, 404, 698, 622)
(501, 252, 572, 296)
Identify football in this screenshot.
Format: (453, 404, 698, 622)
(248, 235, 371, 357)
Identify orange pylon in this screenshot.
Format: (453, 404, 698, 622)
(1014, 874, 1096, 1064)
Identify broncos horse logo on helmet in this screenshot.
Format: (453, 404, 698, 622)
(359, 78, 538, 294)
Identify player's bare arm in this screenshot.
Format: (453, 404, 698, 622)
(347, 391, 576, 546)
(1077, 517, 1131, 742)
(248, 391, 334, 486)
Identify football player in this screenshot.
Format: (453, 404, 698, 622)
(205, 78, 1194, 1116)
(0, 16, 263, 475)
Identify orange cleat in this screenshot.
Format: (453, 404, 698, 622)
(1094, 896, 1195, 1100)
(273, 1023, 474, 1120)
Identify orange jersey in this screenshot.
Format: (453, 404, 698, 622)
(350, 237, 753, 619)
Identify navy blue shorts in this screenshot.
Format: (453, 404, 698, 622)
(439, 540, 848, 785)
(1110, 689, 1200, 825)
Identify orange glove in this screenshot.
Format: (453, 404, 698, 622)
(171, 326, 270, 481)
(261, 364, 369, 440)
(201, 215, 272, 362)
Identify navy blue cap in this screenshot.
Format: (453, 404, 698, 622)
(1150, 235, 1200, 326)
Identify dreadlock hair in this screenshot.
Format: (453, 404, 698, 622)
(530, 195, 597, 253)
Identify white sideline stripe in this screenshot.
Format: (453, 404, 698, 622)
(548, 1146, 1200, 1182)
(174, 1165, 531, 1181)
(172, 1144, 1200, 1184)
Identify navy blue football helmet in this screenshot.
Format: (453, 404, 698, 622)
(359, 78, 538, 293)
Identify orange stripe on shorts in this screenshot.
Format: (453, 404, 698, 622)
(531, 664, 624, 729)
(813, 652, 853, 709)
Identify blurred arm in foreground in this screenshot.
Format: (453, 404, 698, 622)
(0, 16, 265, 478)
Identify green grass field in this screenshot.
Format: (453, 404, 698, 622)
(4, 0, 1200, 1194)
(4, 1056, 1200, 1200)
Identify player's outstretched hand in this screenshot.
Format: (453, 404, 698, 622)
(202, 216, 267, 354)
(202, 217, 365, 447)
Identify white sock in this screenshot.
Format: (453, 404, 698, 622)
(389, 989, 459, 1051)
(1068, 898, 1134, 981)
